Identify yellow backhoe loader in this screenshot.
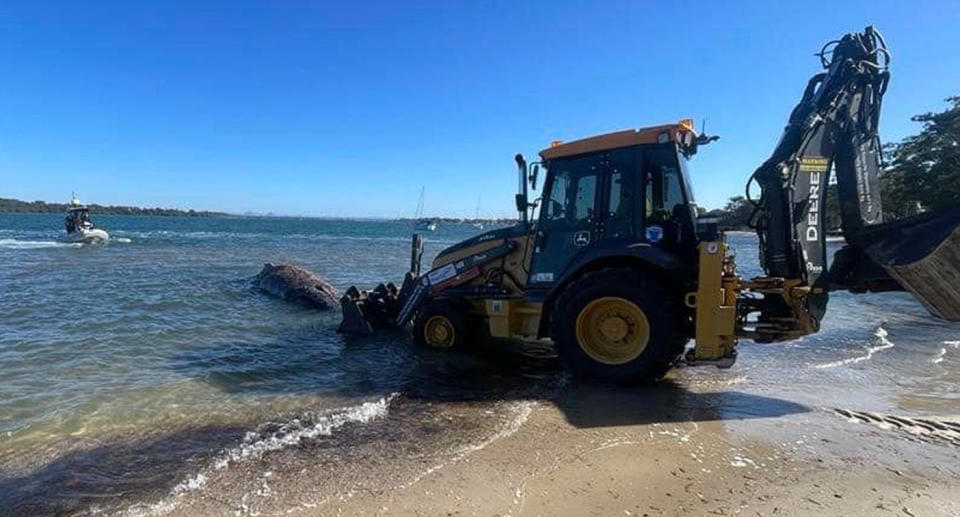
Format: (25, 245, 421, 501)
(338, 27, 960, 383)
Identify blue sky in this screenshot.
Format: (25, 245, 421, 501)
(1, 1, 958, 218)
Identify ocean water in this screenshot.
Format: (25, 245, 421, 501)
(1, 213, 958, 515)
(0, 214, 470, 445)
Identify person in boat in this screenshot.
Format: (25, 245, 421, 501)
(65, 209, 91, 234)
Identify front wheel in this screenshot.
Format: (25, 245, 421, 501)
(549, 268, 686, 383)
(413, 300, 471, 349)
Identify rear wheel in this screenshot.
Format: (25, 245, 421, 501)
(414, 300, 471, 349)
(549, 268, 686, 383)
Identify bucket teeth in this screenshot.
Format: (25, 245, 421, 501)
(337, 283, 403, 334)
(337, 296, 374, 335)
(397, 272, 416, 302)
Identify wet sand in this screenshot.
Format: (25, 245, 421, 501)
(104, 369, 960, 517)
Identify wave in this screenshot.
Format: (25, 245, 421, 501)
(812, 326, 894, 369)
(933, 347, 947, 364)
(179, 395, 395, 493)
(122, 395, 396, 517)
(0, 238, 81, 249)
(0, 229, 57, 238)
(935, 340, 960, 364)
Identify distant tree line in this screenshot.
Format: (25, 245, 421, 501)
(0, 198, 226, 217)
(700, 186, 842, 232)
(705, 95, 959, 231)
(880, 96, 960, 219)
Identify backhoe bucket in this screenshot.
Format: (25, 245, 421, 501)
(337, 283, 402, 335)
(835, 206, 960, 321)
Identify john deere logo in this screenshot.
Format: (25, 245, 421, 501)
(574, 231, 591, 246)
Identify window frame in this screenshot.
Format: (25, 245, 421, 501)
(641, 145, 690, 230)
(538, 152, 605, 232)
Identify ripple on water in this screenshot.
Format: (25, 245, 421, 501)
(811, 326, 895, 369)
(0, 239, 81, 250)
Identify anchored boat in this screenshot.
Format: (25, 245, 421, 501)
(471, 196, 484, 230)
(416, 219, 438, 232)
(63, 195, 109, 244)
(413, 186, 438, 232)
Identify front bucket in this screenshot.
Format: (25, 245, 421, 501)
(859, 206, 960, 321)
(336, 283, 402, 334)
(338, 287, 374, 335)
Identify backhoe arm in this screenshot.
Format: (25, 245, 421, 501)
(745, 26, 960, 333)
(747, 26, 890, 322)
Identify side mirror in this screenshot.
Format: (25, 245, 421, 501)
(515, 193, 527, 214)
(696, 134, 719, 146)
(530, 164, 539, 191)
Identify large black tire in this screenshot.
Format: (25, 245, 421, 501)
(549, 268, 687, 383)
(413, 300, 473, 349)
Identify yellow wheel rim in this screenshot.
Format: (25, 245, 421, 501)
(575, 297, 650, 365)
(423, 315, 456, 348)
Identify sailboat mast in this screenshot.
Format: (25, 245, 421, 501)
(415, 186, 425, 219)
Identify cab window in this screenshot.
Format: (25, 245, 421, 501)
(645, 162, 685, 224)
(543, 173, 569, 221)
(574, 175, 597, 220)
(605, 170, 635, 239)
(542, 156, 599, 230)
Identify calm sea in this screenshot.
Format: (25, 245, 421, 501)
(1, 213, 957, 515)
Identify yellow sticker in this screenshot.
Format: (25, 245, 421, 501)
(799, 156, 829, 172)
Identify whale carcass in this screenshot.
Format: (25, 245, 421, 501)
(253, 263, 340, 310)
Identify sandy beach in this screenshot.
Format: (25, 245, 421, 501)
(129, 366, 960, 517)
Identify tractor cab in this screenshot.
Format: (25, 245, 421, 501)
(525, 121, 704, 291)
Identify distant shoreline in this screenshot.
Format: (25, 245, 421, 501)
(0, 198, 226, 217)
(395, 217, 519, 225)
(0, 197, 522, 222)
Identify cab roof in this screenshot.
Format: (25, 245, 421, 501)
(539, 120, 698, 160)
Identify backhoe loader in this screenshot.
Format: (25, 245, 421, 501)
(339, 26, 960, 383)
